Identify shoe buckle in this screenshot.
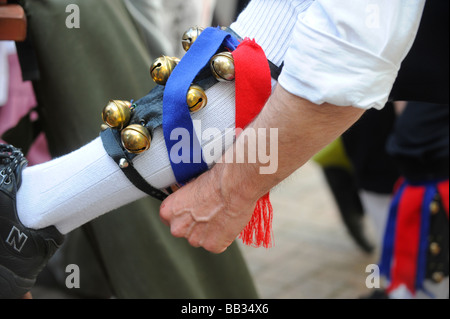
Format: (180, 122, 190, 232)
(0, 169, 11, 186)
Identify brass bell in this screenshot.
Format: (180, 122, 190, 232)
(429, 200, 440, 215)
(210, 52, 235, 82)
(121, 124, 151, 154)
(101, 100, 132, 130)
(186, 85, 207, 113)
(150, 56, 180, 85)
(429, 242, 441, 256)
(432, 272, 444, 283)
(182, 26, 204, 52)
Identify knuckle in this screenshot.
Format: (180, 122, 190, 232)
(188, 237, 200, 248)
(170, 224, 184, 238)
(203, 242, 224, 254)
(159, 210, 169, 223)
(159, 214, 170, 227)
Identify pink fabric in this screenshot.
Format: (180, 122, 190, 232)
(0, 53, 51, 166)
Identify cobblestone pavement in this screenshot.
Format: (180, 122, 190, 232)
(238, 161, 380, 299)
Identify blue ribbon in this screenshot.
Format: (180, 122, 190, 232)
(162, 27, 239, 184)
(379, 179, 442, 296)
(379, 182, 406, 280)
(416, 183, 436, 296)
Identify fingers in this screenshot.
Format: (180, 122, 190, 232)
(159, 171, 252, 254)
(170, 209, 196, 238)
(185, 222, 207, 248)
(159, 184, 233, 253)
(160, 189, 198, 239)
(159, 197, 174, 227)
(203, 239, 231, 254)
(159, 201, 170, 226)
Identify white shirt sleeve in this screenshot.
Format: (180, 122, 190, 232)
(278, 0, 426, 109)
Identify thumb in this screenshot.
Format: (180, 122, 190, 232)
(159, 196, 172, 226)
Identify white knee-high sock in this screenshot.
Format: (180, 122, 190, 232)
(17, 0, 312, 234)
(17, 82, 236, 234)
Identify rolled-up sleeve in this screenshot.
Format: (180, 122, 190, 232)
(278, 0, 426, 109)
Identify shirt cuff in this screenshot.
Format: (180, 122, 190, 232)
(278, 17, 400, 110)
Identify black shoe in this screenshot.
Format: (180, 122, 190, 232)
(0, 144, 64, 299)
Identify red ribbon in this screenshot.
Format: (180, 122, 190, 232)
(438, 180, 449, 218)
(387, 184, 424, 294)
(232, 39, 273, 247)
(386, 179, 449, 295)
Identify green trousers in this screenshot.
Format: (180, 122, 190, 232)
(19, 0, 257, 298)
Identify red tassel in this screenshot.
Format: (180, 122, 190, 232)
(437, 180, 449, 218)
(232, 38, 273, 248)
(239, 193, 274, 248)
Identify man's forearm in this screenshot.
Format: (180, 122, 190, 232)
(159, 84, 365, 253)
(218, 84, 365, 204)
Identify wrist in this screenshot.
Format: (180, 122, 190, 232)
(214, 159, 271, 208)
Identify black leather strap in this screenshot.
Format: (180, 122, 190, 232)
(100, 128, 168, 201)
